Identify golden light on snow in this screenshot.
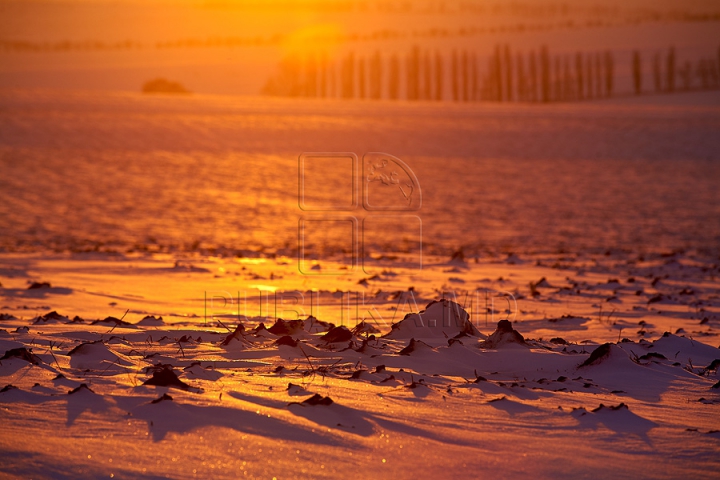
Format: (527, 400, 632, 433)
(249, 284, 278, 293)
(1, 1, 720, 479)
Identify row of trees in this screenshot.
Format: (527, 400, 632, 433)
(480, 45, 614, 102)
(633, 47, 720, 94)
(263, 45, 720, 102)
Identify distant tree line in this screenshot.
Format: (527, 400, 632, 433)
(263, 45, 720, 102)
(633, 47, 720, 95)
(479, 45, 616, 102)
(142, 78, 190, 94)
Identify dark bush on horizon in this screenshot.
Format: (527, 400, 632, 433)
(142, 78, 190, 94)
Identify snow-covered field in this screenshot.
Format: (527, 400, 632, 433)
(1, 247, 719, 478)
(2, 0, 720, 475)
(1, 87, 719, 479)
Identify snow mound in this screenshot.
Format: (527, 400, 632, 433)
(651, 333, 720, 367)
(321, 326, 353, 344)
(275, 335, 298, 347)
(479, 320, 528, 349)
(183, 363, 222, 381)
(221, 323, 249, 347)
(250, 323, 276, 339)
(577, 343, 638, 370)
(67, 341, 133, 370)
(352, 321, 381, 335)
(384, 300, 480, 339)
(90, 316, 135, 328)
(303, 316, 334, 333)
(0, 347, 42, 365)
(143, 365, 191, 390)
(137, 315, 165, 326)
(355, 338, 385, 355)
(287, 383, 311, 396)
(33, 311, 69, 324)
(291, 393, 334, 406)
(68, 383, 95, 395)
(573, 403, 657, 434)
(267, 319, 305, 336)
(398, 338, 436, 356)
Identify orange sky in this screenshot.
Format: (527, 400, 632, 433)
(1, 0, 718, 95)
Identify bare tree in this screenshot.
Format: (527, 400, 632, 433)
(529, 50, 538, 102)
(540, 45, 550, 102)
(575, 52, 584, 99)
(554, 56, 562, 101)
(678, 60, 692, 90)
(370, 51, 382, 99)
(472, 52, 479, 101)
(586, 53, 593, 99)
(463, 50, 471, 101)
(504, 44, 513, 102)
(320, 52, 328, 98)
(342, 52, 355, 98)
(632, 51, 642, 95)
(423, 50, 432, 100)
(389, 53, 400, 100)
(452, 49, 459, 101)
(358, 56, 366, 99)
(653, 52, 662, 92)
(666, 46, 676, 92)
(604, 51, 614, 97)
(434, 51, 443, 101)
(308, 54, 319, 97)
(495, 45, 503, 101)
(516, 52, 526, 101)
(595, 52, 602, 97)
(407, 45, 421, 101)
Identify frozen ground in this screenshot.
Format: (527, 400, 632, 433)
(1, 88, 720, 257)
(1, 249, 719, 478)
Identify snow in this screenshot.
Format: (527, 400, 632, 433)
(1, 250, 719, 478)
(1, 5, 719, 472)
(384, 299, 482, 339)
